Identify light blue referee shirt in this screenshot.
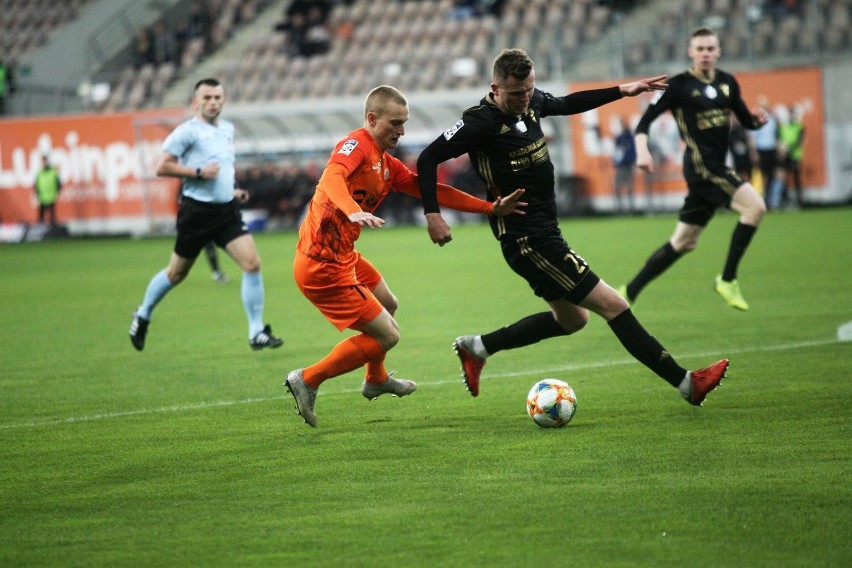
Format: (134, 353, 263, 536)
(751, 114, 778, 152)
(162, 117, 237, 203)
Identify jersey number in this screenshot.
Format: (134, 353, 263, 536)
(564, 250, 587, 274)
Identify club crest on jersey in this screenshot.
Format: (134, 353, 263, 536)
(720, 84, 730, 97)
(443, 119, 464, 140)
(339, 139, 358, 155)
(384, 168, 389, 180)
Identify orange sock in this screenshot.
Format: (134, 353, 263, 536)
(365, 357, 388, 385)
(303, 334, 385, 389)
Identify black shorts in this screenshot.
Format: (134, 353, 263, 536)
(680, 161, 746, 227)
(174, 197, 248, 259)
(500, 228, 600, 304)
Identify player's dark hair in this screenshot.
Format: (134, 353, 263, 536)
(493, 49, 534, 84)
(194, 78, 221, 92)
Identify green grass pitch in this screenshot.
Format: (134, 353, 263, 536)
(1, 208, 850, 567)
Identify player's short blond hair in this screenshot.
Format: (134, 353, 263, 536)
(691, 26, 718, 40)
(364, 85, 408, 118)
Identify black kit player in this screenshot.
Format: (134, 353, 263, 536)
(416, 48, 729, 405)
(617, 27, 768, 311)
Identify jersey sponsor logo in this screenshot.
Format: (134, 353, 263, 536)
(443, 119, 464, 140)
(339, 139, 358, 155)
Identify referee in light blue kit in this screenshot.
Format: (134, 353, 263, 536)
(129, 78, 283, 352)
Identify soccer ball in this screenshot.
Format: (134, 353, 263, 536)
(526, 379, 577, 428)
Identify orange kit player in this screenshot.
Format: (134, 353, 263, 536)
(284, 85, 526, 427)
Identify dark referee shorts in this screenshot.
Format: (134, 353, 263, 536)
(500, 227, 600, 304)
(680, 160, 747, 227)
(174, 197, 248, 259)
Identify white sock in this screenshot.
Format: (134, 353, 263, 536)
(472, 335, 489, 359)
(242, 271, 265, 339)
(678, 372, 692, 398)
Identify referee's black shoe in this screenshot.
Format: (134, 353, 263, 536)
(250, 324, 284, 350)
(129, 311, 150, 351)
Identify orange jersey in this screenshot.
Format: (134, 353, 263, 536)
(297, 128, 417, 266)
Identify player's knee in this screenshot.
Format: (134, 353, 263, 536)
(241, 256, 262, 273)
(166, 267, 188, 285)
(679, 241, 698, 253)
(380, 327, 400, 351)
(749, 199, 767, 223)
(383, 294, 399, 315)
(556, 311, 588, 334)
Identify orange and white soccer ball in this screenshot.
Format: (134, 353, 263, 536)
(526, 379, 577, 428)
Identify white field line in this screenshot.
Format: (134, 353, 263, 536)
(1, 338, 843, 431)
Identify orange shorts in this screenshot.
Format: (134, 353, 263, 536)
(293, 250, 384, 331)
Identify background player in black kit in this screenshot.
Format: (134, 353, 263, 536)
(618, 27, 768, 311)
(416, 48, 729, 407)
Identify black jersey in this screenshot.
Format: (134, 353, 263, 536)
(636, 69, 758, 173)
(418, 86, 622, 239)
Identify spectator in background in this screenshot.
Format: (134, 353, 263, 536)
(133, 28, 153, 68)
(728, 114, 756, 182)
(274, 162, 315, 227)
(447, 157, 488, 224)
(186, 0, 211, 43)
(244, 162, 279, 214)
(150, 21, 178, 65)
(449, 0, 479, 20)
(0, 58, 13, 116)
(239, 163, 265, 209)
(764, 0, 802, 19)
(300, 6, 332, 56)
(751, 96, 780, 206)
(375, 145, 421, 225)
(276, 11, 308, 56)
(34, 155, 62, 225)
(275, 0, 331, 57)
(612, 115, 637, 214)
(776, 104, 805, 209)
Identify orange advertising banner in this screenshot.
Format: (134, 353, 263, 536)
(569, 67, 825, 203)
(0, 109, 185, 232)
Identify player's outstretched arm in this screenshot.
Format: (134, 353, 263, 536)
(619, 75, 668, 97)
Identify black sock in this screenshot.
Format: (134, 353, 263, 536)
(481, 312, 569, 356)
(722, 223, 757, 281)
(626, 242, 681, 300)
(205, 242, 221, 273)
(607, 309, 686, 387)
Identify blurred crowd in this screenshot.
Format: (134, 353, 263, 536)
(235, 149, 488, 230)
